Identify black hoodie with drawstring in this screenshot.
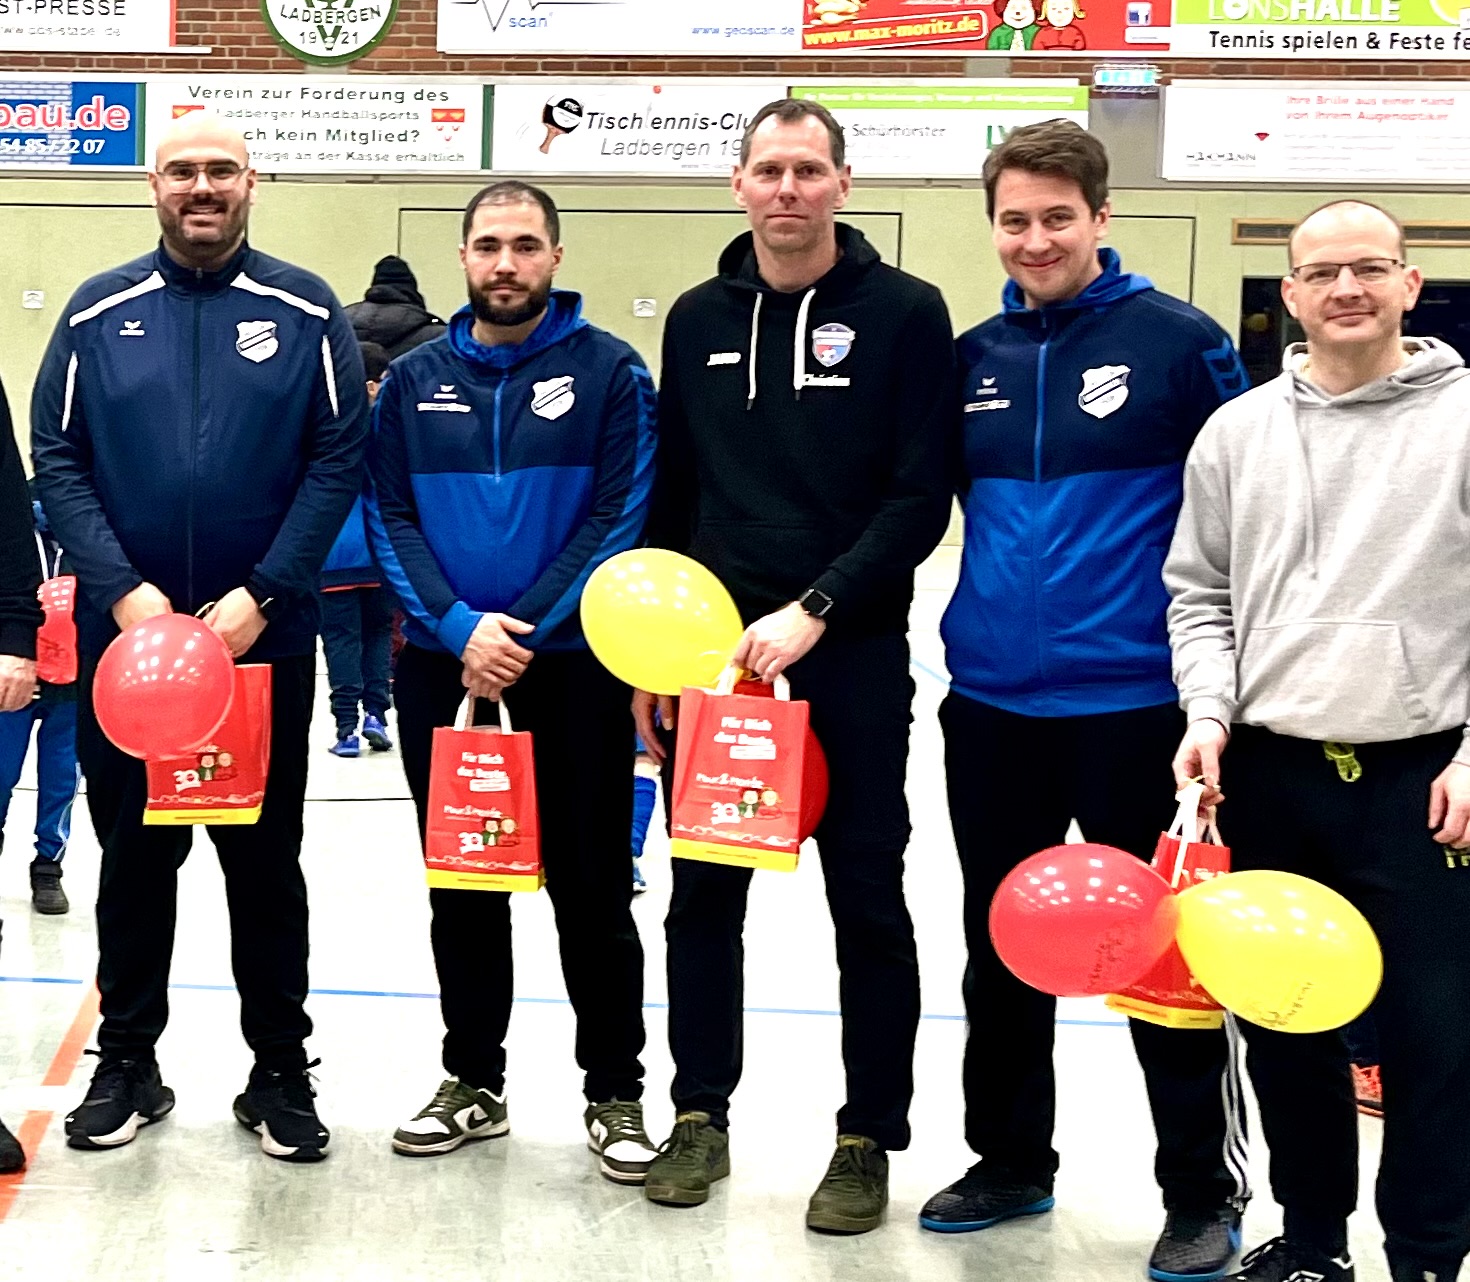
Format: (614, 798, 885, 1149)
(647, 224, 957, 636)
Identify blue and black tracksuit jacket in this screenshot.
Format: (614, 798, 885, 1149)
(942, 249, 1249, 717)
(365, 291, 656, 658)
(30, 241, 369, 661)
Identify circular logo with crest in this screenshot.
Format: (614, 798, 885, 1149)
(261, 0, 399, 65)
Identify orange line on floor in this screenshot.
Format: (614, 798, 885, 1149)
(0, 983, 100, 1224)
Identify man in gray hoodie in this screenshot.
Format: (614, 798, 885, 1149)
(1166, 199, 1470, 1282)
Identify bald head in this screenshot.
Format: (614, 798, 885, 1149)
(1288, 200, 1405, 269)
(153, 112, 249, 172)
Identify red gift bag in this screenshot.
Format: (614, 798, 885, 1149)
(1105, 783, 1231, 1029)
(36, 575, 77, 685)
(423, 695, 543, 893)
(144, 664, 270, 825)
(670, 671, 812, 872)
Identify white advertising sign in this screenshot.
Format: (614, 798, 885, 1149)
(438, 0, 796, 54)
(1163, 80, 1470, 184)
(794, 82, 1088, 178)
(489, 81, 785, 176)
(0, 0, 174, 51)
(144, 76, 487, 175)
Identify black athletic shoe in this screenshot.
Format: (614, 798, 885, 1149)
(1151, 1207, 1244, 1280)
(1228, 1237, 1354, 1282)
(0, 1116, 24, 1172)
(29, 863, 68, 915)
(917, 1162, 1055, 1233)
(233, 1060, 329, 1163)
(66, 1052, 175, 1150)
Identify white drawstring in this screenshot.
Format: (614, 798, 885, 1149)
(34, 530, 59, 580)
(792, 287, 816, 399)
(746, 293, 762, 410)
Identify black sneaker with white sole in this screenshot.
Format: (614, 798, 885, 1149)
(1228, 1237, 1355, 1282)
(66, 1052, 175, 1150)
(233, 1060, 329, 1163)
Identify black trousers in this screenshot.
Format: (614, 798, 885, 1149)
(78, 653, 316, 1071)
(396, 644, 645, 1103)
(1225, 724, 1470, 1276)
(941, 692, 1248, 1210)
(663, 633, 921, 1151)
(318, 586, 394, 733)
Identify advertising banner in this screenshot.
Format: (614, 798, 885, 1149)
(438, 0, 796, 55)
(800, 0, 1171, 53)
(794, 82, 1087, 178)
(1163, 80, 1470, 183)
(1168, 0, 1470, 57)
(0, 0, 174, 52)
(489, 81, 785, 176)
(144, 77, 487, 174)
(0, 77, 142, 168)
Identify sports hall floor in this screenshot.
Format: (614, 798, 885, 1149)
(0, 548, 1388, 1281)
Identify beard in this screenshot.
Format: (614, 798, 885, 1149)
(469, 276, 552, 329)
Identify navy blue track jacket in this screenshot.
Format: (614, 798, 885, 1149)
(30, 242, 369, 661)
(942, 249, 1248, 717)
(365, 292, 655, 657)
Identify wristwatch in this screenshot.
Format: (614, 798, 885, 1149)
(798, 588, 834, 619)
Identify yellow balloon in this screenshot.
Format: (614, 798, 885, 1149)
(581, 550, 744, 696)
(1176, 871, 1382, 1034)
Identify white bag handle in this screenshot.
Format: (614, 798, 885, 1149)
(1166, 781, 1222, 887)
(454, 693, 514, 734)
(712, 664, 790, 701)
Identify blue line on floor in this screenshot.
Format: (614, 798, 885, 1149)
(910, 657, 950, 688)
(0, 974, 1126, 1027)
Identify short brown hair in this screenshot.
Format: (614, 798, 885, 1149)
(1286, 199, 1406, 266)
(462, 180, 559, 245)
(739, 98, 846, 170)
(982, 119, 1109, 222)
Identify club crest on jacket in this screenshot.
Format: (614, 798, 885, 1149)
(1079, 364, 1130, 419)
(236, 320, 279, 364)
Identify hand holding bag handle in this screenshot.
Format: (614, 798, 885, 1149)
(1167, 781, 1222, 887)
(454, 693, 515, 734)
(714, 664, 791, 701)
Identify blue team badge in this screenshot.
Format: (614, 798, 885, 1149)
(811, 323, 856, 368)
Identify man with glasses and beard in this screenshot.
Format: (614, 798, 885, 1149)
(366, 181, 660, 1182)
(31, 113, 367, 1162)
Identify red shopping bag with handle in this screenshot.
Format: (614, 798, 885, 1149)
(670, 670, 812, 872)
(423, 695, 543, 892)
(36, 575, 77, 685)
(144, 664, 270, 825)
(1105, 782, 1231, 1029)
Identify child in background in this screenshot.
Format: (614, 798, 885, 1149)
(631, 739, 657, 894)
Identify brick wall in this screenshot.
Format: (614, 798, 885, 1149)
(0, 0, 1460, 80)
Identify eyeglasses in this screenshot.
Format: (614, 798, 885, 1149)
(156, 161, 247, 190)
(1288, 258, 1403, 289)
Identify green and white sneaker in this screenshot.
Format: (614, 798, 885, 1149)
(584, 1099, 659, 1184)
(392, 1078, 508, 1156)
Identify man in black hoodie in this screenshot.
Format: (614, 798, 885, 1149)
(345, 255, 446, 359)
(633, 97, 956, 1233)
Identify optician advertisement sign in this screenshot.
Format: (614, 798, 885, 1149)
(0, 0, 174, 52)
(1163, 80, 1470, 182)
(1168, 0, 1470, 57)
(0, 77, 142, 168)
(438, 0, 796, 55)
(793, 82, 1088, 178)
(489, 81, 785, 176)
(143, 77, 488, 174)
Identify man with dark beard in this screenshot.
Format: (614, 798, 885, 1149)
(31, 113, 367, 1162)
(366, 181, 660, 1182)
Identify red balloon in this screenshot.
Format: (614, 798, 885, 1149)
(734, 678, 828, 841)
(989, 843, 1180, 998)
(92, 613, 235, 759)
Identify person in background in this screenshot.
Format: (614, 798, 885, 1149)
(1343, 1012, 1382, 1120)
(319, 341, 395, 758)
(630, 738, 658, 894)
(0, 482, 79, 914)
(346, 255, 446, 359)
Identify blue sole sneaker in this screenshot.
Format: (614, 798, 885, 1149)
(1148, 1208, 1244, 1281)
(918, 1164, 1055, 1234)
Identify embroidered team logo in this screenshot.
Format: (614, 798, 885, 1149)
(1079, 364, 1131, 419)
(236, 321, 278, 364)
(530, 376, 575, 421)
(812, 323, 855, 368)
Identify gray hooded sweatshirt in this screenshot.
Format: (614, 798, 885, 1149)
(1165, 337, 1470, 762)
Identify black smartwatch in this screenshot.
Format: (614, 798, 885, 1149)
(245, 579, 284, 623)
(798, 588, 834, 619)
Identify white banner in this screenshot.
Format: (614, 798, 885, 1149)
(144, 77, 487, 175)
(794, 82, 1087, 178)
(438, 0, 796, 55)
(489, 81, 785, 176)
(1162, 80, 1470, 184)
(0, 0, 174, 51)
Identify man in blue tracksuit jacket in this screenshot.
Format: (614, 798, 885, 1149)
(919, 122, 1253, 1282)
(31, 115, 367, 1165)
(367, 182, 660, 1180)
